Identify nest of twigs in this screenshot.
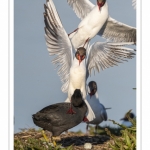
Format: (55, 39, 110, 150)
(14, 128, 113, 150)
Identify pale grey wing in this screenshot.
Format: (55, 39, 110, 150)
(100, 104, 107, 121)
(132, 0, 136, 9)
(67, 0, 95, 20)
(44, 0, 73, 93)
(98, 17, 136, 43)
(86, 42, 136, 78)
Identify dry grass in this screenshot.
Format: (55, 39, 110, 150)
(14, 128, 112, 150)
(14, 110, 136, 150)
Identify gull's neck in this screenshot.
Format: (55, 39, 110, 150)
(94, 91, 99, 99)
(95, 1, 108, 10)
(73, 57, 86, 66)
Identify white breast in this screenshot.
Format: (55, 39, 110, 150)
(71, 2, 109, 49)
(68, 58, 86, 99)
(86, 93, 106, 124)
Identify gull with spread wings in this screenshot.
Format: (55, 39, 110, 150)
(67, 0, 136, 49)
(44, 0, 135, 122)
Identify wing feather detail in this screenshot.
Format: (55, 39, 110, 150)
(86, 42, 136, 77)
(44, 0, 73, 93)
(132, 0, 136, 9)
(98, 17, 136, 43)
(67, 0, 94, 20)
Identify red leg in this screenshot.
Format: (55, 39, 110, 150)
(83, 116, 89, 122)
(68, 28, 78, 36)
(66, 103, 76, 114)
(83, 38, 89, 48)
(67, 107, 76, 114)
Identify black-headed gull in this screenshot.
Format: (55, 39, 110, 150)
(86, 81, 111, 135)
(67, 0, 136, 49)
(44, 0, 135, 122)
(44, 0, 95, 122)
(120, 112, 135, 127)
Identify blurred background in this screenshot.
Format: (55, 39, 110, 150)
(14, 0, 136, 133)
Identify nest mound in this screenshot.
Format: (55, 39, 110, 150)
(14, 128, 115, 150)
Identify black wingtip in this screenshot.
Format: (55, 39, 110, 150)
(105, 107, 112, 110)
(43, 12, 47, 17)
(44, 4, 48, 12)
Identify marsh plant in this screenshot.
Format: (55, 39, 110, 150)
(105, 110, 136, 150)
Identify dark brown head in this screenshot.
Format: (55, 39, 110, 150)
(88, 81, 97, 98)
(75, 47, 86, 65)
(97, 0, 106, 10)
(120, 112, 135, 121)
(71, 89, 84, 107)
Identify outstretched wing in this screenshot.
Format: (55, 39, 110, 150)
(98, 17, 136, 43)
(86, 42, 136, 78)
(132, 0, 136, 9)
(67, 0, 95, 20)
(44, 0, 73, 93)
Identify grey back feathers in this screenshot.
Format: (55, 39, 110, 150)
(100, 103, 108, 121)
(98, 17, 136, 43)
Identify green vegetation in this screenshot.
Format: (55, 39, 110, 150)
(88, 125, 122, 136)
(14, 138, 73, 150)
(14, 128, 73, 150)
(14, 110, 136, 150)
(105, 110, 136, 150)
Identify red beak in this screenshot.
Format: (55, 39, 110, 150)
(89, 89, 94, 99)
(97, 1, 105, 10)
(97, 1, 101, 10)
(98, 4, 101, 10)
(78, 55, 82, 65)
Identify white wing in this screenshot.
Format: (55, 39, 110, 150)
(84, 99, 96, 121)
(132, 0, 136, 9)
(86, 42, 136, 77)
(44, 0, 73, 93)
(67, 0, 95, 20)
(98, 17, 136, 43)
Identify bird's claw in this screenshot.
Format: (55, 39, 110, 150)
(67, 108, 76, 114)
(83, 116, 89, 122)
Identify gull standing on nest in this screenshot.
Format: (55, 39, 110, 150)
(86, 81, 111, 135)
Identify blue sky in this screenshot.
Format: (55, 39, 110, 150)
(14, 0, 136, 133)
